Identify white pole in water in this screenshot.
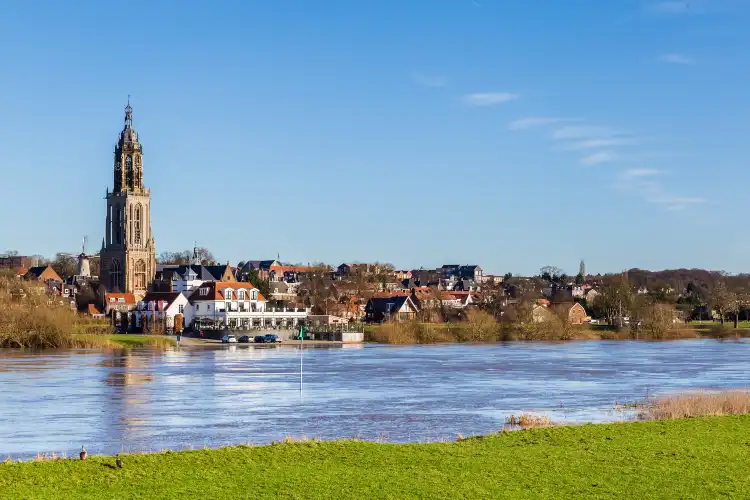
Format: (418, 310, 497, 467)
(299, 326, 304, 395)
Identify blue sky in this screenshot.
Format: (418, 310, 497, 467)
(1, 0, 749, 275)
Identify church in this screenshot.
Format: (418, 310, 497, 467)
(99, 101, 156, 300)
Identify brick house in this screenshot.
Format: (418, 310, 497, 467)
(23, 265, 62, 284)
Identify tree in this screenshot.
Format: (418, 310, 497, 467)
(710, 281, 732, 326)
(598, 274, 632, 329)
(540, 266, 563, 283)
(157, 247, 216, 266)
(174, 314, 184, 333)
(479, 281, 506, 320)
(243, 268, 272, 300)
(503, 272, 512, 281)
(575, 273, 584, 285)
(75, 284, 97, 311)
(630, 301, 676, 340)
(52, 253, 77, 279)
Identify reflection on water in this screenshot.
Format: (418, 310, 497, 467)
(0, 340, 749, 458)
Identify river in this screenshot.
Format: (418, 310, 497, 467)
(1, 340, 748, 459)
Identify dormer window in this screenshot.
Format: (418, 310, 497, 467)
(237, 289, 245, 300)
(223, 289, 233, 300)
(199, 288, 210, 296)
(251, 290, 258, 300)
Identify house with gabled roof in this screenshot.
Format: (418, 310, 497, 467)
(364, 295, 419, 323)
(23, 265, 62, 284)
(136, 291, 191, 331)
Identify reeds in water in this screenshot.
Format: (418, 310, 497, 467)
(639, 390, 750, 420)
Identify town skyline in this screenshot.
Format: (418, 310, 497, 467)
(2, 1, 749, 274)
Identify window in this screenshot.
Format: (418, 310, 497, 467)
(199, 288, 210, 296)
(110, 259, 122, 291)
(237, 289, 245, 300)
(134, 260, 147, 290)
(195, 304, 200, 312)
(178, 304, 184, 314)
(251, 290, 258, 300)
(118, 297, 125, 303)
(134, 204, 142, 245)
(223, 289, 233, 300)
(125, 155, 133, 189)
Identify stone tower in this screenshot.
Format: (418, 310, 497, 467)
(99, 101, 156, 299)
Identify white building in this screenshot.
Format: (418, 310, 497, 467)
(188, 281, 308, 330)
(137, 292, 191, 330)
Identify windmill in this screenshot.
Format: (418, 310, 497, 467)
(60, 236, 101, 279)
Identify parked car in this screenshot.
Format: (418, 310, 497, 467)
(253, 335, 265, 344)
(263, 334, 281, 344)
(238, 335, 252, 343)
(221, 334, 238, 343)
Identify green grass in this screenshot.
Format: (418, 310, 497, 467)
(69, 334, 175, 348)
(3, 416, 750, 499)
(109, 334, 175, 348)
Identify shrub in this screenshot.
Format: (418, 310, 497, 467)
(640, 391, 750, 420)
(505, 414, 553, 429)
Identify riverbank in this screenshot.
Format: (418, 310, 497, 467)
(364, 319, 750, 344)
(2, 415, 749, 499)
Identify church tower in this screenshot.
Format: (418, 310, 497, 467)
(100, 100, 156, 299)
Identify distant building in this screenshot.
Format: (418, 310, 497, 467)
(0, 255, 33, 271)
(238, 260, 280, 281)
(364, 295, 419, 323)
(24, 265, 62, 284)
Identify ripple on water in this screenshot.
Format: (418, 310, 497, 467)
(0, 340, 749, 458)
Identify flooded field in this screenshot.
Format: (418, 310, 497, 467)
(1, 340, 749, 459)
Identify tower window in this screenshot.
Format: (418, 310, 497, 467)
(134, 259, 147, 290)
(110, 259, 122, 291)
(134, 204, 142, 245)
(126, 155, 133, 189)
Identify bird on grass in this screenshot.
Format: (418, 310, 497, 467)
(115, 455, 123, 469)
(79, 446, 87, 461)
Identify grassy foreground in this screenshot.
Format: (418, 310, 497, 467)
(2, 416, 750, 499)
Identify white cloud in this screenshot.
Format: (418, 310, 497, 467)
(463, 92, 520, 107)
(659, 53, 695, 64)
(508, 117, 578, 130)
(566, 138, 639, 150)
(622, 168, 661, 178)
(581, 151, 619, 166)
(617, 168, 706, 210)
(411, 72, 446, 88)
(647, 1, 692, 14)
(553, 125, 614, 140)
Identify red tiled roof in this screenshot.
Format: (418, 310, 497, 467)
(105, 292, 136, 305)
(87, 304, 102, 315)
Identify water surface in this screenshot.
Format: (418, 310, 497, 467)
(1, 340, 748, 458)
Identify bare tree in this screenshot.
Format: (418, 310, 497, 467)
(710, 281, 732, 326)
(597, 273, 632, 329)
(52, 253, 77, 279)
